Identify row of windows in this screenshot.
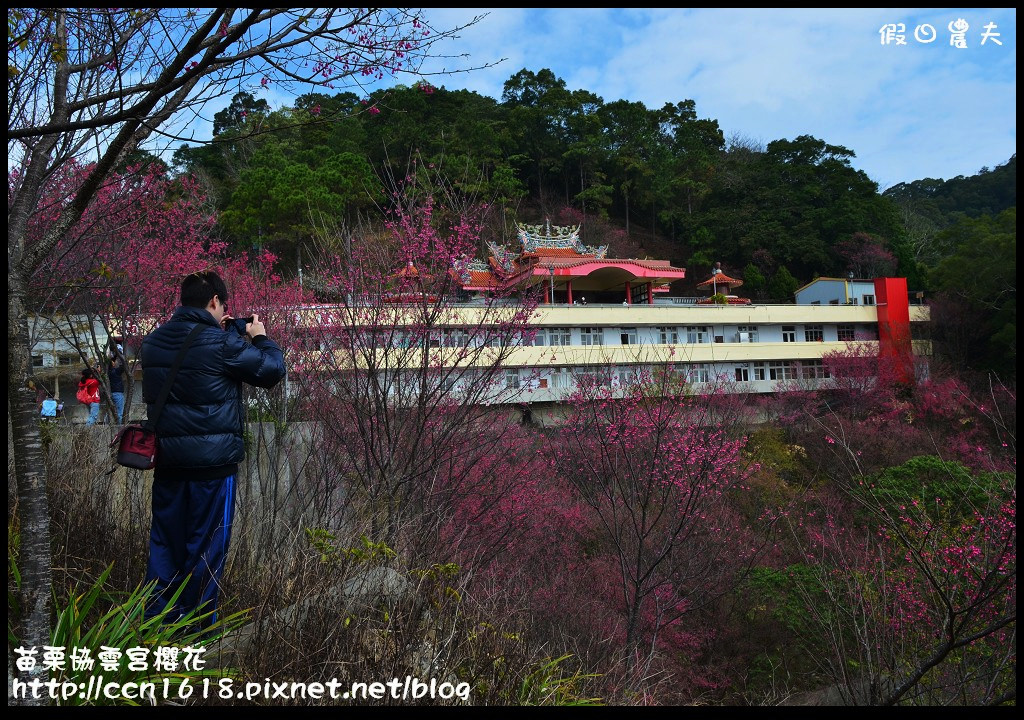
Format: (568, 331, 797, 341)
(779, 326, 824, 342)
(503, 360, 832, 389)
(359, 360, 836, 397)
(31, 354, 76, 368)
(810, 294, 876, 306)
(532, 325, 862, 347)
(517, 364, 716, 388)
(732, 360, 830, 382)
(311, 324, 867, 351)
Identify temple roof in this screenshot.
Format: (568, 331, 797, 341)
(515, 221, 607, 258)
(531, 257, 680, 272)
(459, 259, 499, 290)
(521, 247, 596, 258)
(459, 221, 686, 293)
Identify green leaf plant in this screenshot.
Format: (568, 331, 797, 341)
(10, 556, 246, 706)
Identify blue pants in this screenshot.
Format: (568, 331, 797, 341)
(86, 401, 100, 425)
(111, 392, 125, 424)
(145, 475, 236, 627)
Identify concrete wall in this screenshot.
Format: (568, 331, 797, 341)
(78, 422, 332, 568)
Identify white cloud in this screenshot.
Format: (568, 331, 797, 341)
(142, 8, 1014, 188)
(418, 7, 1017, 188)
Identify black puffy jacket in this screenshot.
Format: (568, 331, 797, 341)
(141, 306, 286, 481)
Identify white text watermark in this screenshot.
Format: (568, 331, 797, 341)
(12, 645, 470, 703)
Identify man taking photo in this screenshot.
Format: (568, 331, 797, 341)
(141, 270, 286, 627)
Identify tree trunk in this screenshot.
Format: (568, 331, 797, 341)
(625, 190, 630, 238)
(8, 270, 53, 706)
(624, 580, 644, 669)
(580, 164, 586, 231)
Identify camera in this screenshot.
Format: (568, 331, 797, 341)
(227, 316, 254, 335)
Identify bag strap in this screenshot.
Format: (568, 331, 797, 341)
(145, 323, 206, 430)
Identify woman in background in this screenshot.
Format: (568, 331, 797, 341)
(78, 367, 101, 425)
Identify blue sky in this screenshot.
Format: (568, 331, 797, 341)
(405, 8, 1016, 191)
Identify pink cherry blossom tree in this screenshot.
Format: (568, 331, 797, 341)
(784, 459, 1015, 705)
(8, 9, 488, 676)
(22, 160, 308, 421)
(549, 375, 762, 673)
(759, 350, 1017, 705)
(294, 193, 539, 559)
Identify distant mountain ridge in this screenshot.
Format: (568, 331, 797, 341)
(883, 155, 1016, 223)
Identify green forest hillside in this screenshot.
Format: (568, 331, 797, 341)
(169, 68, 1016, 377)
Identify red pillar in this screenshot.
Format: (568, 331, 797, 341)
(566, 280, 573, 305)
(625, 282, 632, 304)
(543, 285, 550, 304)
(874, 277, 913, 384)
(647, 282, 654, 305)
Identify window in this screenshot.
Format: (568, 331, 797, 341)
(753, 362, 766, 381)
(782, 326, 796, 343)
(738, 326, 758, 343)
(619, 367, 641, 387)
(619, 327, 638, 345)
(800, 360, 830, 379)
(837, 324, 855, 342)
(580, 327, 603, 346)
(391, 330, 410, 349)
(58, 355, 74, 366)
(863, 294, 875, 306)
(577, 367, 611, 387)
(550, 367, 571, 389)
(769, 361, 797, 381)
(658, 326, 678, 344)
(32, 355, 44, 368)
(505, 368, 521, 390)
(811, 300, 821, 305)
(915, 357, 931, 383)
(735, 365, 750, 382)
(443, 328, 470, 347)
(487, 331, 522, 349)
(804, 325, 823, 342)
(547, 327, 571, 346)
(688, 363, 711, 383)
(531, 328, 546, 346)
(686, 326, 708, 344)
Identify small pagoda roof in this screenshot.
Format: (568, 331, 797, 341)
(696, 266, 743, 289)
(394, 260, 423, 278)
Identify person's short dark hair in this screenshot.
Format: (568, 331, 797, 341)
(181, 271, 228, 309)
